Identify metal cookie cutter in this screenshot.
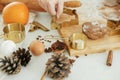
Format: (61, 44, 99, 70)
(0, 23, 25, 43)
(70, 33, 87, 50)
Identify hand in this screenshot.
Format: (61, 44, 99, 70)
(38, 0, 64, 18)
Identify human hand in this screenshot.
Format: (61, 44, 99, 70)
(38, 0, 64, 18)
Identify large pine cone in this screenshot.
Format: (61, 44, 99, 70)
(46, 54, 71, 80)
(0, 56, 21, 75)
(13, 48, 32, 66)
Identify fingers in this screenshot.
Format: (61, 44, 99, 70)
(47, 1, 56, 16)
(56, 0, 64, 18)
(46, 0, 64, 18)
(38, 0, 64, 18)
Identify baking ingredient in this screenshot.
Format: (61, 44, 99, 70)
(82, 22, 107, 40)
(29, 40, 45, 56)
(45, 47, 52, 53)
(0, 40, 17, 57)
(46, 54, 71, 80)
(101, 6, 120, 21)
(103, 0, 118, 7)
(51, 40, 66, 54)
(36, 35, 51, 43)
(13, 48, 32, 66)
(69, 59, 75, 64)
(2, 2, 29, 25)
(0, 56, 21, 75)
(106, 50, 113, 66)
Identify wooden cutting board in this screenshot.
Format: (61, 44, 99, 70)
(57, 1, 120, 56)
(59, 24, 120, 56)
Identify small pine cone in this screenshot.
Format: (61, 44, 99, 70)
(0, 56, 21, 75)
(13, 48, 32, 66)
(46, 54, 71, 80)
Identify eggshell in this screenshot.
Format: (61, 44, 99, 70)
(29, 40, 45, 56)
(0, 40, 17, 57)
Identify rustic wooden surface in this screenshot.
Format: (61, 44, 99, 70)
(58, 0, 120, 56)
(59, 25, 120, 56)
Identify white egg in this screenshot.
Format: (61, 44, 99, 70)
(0, 40, 17, 57)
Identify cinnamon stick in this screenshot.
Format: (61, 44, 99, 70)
(40, 70, 47, 80)
(64, 1, 81, 8)
(106, 50, 113, 66)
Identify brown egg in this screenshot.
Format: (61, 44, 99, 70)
(29, 40, 45, 56)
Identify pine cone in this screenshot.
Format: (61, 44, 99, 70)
(46, 54, 71, 80)
(0, 56, 21, 75)
(13, 48, 32, 66)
